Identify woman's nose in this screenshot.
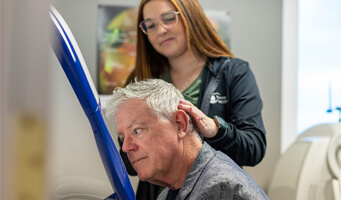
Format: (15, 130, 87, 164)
(156, 20, 168, 34)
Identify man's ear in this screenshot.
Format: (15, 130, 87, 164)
(174, 110, 189, 139)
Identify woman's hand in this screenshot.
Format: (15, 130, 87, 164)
(178, 99, 219, 138)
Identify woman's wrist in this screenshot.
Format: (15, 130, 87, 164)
(202, 118, 219, 138)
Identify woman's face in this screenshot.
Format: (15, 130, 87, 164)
(142, 0, 188, 60)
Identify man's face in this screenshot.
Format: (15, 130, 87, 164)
(115, 99, 181, 183)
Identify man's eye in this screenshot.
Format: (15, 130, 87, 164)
(119, 137, 125, 143)
(133, 128, 142, 136)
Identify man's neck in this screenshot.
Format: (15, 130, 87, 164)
(152, 137, 203, 190)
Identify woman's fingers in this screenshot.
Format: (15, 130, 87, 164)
(178, 102, 202, 120)
(178, 100, 218, 138)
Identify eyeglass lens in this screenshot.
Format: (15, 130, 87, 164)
(140, 11, 178, 34)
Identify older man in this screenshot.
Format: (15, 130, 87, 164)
(105, 79, 268, 200)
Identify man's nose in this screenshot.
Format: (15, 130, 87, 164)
(121, 136, 137, 153)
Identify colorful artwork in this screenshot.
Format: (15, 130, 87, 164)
(97, 5, 138, 94)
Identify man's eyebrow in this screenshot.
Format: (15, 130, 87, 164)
(117, 120, 144, 136)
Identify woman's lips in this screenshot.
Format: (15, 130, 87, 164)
(160, 38, 174, 46)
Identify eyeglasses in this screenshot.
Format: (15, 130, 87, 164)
(139, 11, 180, 35)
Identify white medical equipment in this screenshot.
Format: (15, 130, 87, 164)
(268, 122, 341, 200)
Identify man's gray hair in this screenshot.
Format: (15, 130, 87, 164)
(105, 78, 184, 121)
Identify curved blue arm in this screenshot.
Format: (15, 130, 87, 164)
(49, 6, 135, 200)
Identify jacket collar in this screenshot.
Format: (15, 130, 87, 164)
(206, 56, 230, 76)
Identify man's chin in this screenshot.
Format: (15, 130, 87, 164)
(137, 172, 150, 182)
(138, 175, 162, 187)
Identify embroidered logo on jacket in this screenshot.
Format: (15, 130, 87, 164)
(210, 93, 228, 104)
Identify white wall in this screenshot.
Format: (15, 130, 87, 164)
(51, 0, 284, 194)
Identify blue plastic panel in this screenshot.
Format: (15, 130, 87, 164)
(50, 6, 135, 200)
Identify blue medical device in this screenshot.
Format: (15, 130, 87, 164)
(49, 6, 135, 200)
